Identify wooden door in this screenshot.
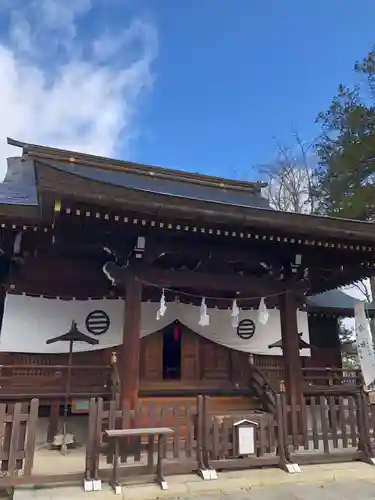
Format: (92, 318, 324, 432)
(140, 333, 162, 381)
(181, 329, 200, 380)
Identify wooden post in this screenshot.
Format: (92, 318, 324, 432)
(333, 317, 343, 368)
(121, 273, 142, 410)
(47, 399, 60, 443)
(280, 290, 303, 444)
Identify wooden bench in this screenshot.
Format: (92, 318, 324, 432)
(105, 427, 174, 494)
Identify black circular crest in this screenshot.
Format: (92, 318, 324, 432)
(85, 310, 110, 336)
(237, 319, 256, 340)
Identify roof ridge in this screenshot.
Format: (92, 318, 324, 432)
(8, 137, 266, 195)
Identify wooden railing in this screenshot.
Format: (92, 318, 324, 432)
(248, 363, 277, 413)
(0, 364, 112, 398)
(0, 362, 363, 400)
(302, 367, 361, 392)
(255, 366, 361, 394)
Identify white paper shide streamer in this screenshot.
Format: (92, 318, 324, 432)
(258, 297, 269, 326)
(156, 289, 167, 320)
(199, 297, 210, 326)
(13, 232, 23, 255)
(355, 301, 375, 388)
(231, 299, 240, 327)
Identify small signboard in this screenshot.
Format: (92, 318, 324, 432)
(233, 419, 258, 456)
(71, 398, 90, 414)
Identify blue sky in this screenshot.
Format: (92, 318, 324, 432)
(133, 0, 375, 177)
(1, 0, 375, 181)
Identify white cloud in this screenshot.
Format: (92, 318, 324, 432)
(0, 0, 157, 179)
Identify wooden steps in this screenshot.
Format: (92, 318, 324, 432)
(208, 396, 262, 413)
(249, 366, 277, 413)
(131, 395, 262, 444)
(139, 395, 262, 413)
(136, 395, 262, 434)
(139, 379, 244, 396)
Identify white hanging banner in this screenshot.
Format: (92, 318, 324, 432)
(0, 295, 173, 354)
(178, 304, 310, 357)
(0, 294, 310, 356)
(355, 301, 375, 388)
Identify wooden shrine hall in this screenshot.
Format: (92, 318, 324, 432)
(0, 137, 375, 422)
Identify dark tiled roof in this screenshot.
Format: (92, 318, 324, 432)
(7, 137, 270, 210)
(307, 289, 375, 313)
(43, 159, 272, 210)
(0, 158, 38, 206)
(5, 138, 375, 256)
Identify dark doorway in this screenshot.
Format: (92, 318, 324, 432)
(163, 324, 182, 380)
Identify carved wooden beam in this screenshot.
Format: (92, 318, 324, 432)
(52, 223, 289, 266)
(142, 238, 288, 267)
(309, 263, 375, 294)
(103, 262, 284, 295)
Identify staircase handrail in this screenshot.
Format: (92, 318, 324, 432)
(249, 363, 278, 413)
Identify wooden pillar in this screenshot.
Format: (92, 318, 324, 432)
(280, 290, 303, 439)
(121, 273, 142, 410)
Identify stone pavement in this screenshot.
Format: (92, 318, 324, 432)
(13, 462, 375, 500)
(172, 481, 375, 499)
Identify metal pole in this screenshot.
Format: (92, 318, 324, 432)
(62, 339, 73, 454)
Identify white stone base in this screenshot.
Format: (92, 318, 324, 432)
(198, 468, 218, 480)
(283, 462, 301, 474)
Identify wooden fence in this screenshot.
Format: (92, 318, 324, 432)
(1, 400, 39, 474)
(200, 394, 282, 470)
(2, 391, 375, 489)
(84, 393, 293, 481)
(280, 393, 375, 464)
(0, 399, 39, 490)
(85, 397, 203, 482)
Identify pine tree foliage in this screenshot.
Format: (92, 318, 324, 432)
(315, 48, 375, 220)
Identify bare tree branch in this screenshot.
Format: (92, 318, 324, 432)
(257, 132, 319, 215)
(343, 280, 372, 302)
(260, 132, 373, 325)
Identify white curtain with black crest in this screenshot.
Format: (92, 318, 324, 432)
(0, 294, 310, 355)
